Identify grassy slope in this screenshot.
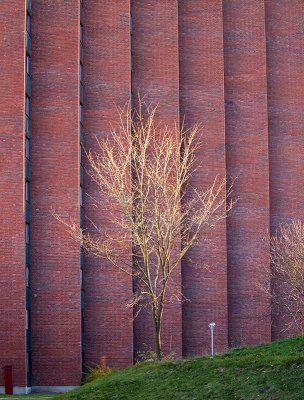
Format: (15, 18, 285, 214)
(5, 337, 302, 400)
(56, 336, 304, 400)
(0, 395, 55, 399)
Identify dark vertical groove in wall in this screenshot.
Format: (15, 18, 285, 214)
(130, 0, 136, 363)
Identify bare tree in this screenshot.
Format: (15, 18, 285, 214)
(270, 219, 304, 333)
(58, 100, 232, 360)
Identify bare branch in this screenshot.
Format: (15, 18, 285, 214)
(55, 97, 233, 359)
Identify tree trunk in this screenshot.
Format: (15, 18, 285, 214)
(152, 305, 162, 360)
(154, 324, 162, 360)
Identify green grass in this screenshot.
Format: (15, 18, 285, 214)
(0, 395, 56, 399)
(3, 336, 303, 400)
(57, 336, 304, 400)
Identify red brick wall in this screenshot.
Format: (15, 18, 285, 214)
(0, 0, 27, 388)
(30, 0, 82, 386)
(82, 0, 133, 369)
(179, 0, 228, 356)
(223, 0, 271, 347)
(265, 0, 304, 339)
(131, 0, 182, 358)
(2, 0, 304, 386)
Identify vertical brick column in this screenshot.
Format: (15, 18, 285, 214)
(223, 0, 271, 347)
(83, 1, 133, 368)
(265, 0, 304, 339)
(131, 0, 182, 357)
(0, 0, 27, 392)
(179, 0, 228, 356)
(30, 1, 82, 387)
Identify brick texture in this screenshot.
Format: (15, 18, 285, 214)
(30, 0, 82, 386)
(131, 0, 182, 358)
(179, 0, 228, 356)
(265, 0, 304, 339)
(82, 0, 133, 369)
(131, 0, 182, 354)
(0, 0, 27, 388)
(1, 0, 304, 387)
(223, 0, 271, 347)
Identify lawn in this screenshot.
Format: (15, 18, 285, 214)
(58, 335, 304, 400)
(0, 395, 56, 399)
(4, 336, 304, 400)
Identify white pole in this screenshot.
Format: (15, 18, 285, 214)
(211, 328, 214, 356)
(208, 322, 216, 357)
